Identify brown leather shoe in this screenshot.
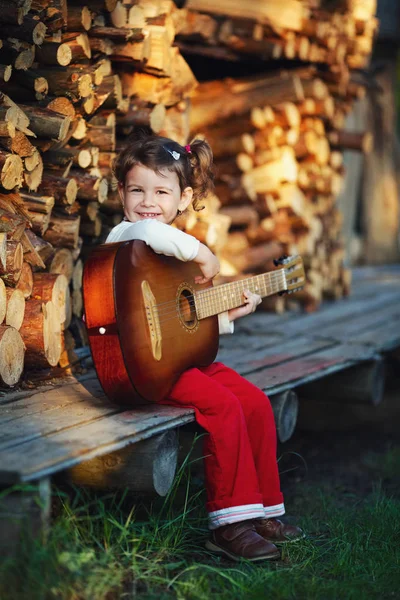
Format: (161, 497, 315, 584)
(205, 521, 280, 562)
(253, 518, 305, 544)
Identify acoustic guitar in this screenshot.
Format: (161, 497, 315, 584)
(83, 240, 305, 405)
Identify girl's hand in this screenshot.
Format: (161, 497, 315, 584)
(194, 243, 220, 284)
(228, 289, 262, 322)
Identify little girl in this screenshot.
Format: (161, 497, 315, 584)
(106, 130, 304, 562)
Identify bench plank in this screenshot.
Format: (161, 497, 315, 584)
(0, 403, 194, 484)
(245, 343, 378, 394)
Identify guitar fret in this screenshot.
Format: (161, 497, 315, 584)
(196, 267, 288, 320)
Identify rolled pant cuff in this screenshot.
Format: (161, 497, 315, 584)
(264, 503, 285, 517)
(208, 503, 265, 530)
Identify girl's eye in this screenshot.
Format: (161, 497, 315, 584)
(157, 190, 167, 194)
(130, 188, 142, 193)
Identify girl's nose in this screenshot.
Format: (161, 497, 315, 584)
(142, 194, 156, 206)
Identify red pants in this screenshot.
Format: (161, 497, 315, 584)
(160, 362, 284, 529)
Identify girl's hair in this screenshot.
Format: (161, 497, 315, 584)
(113, 129, 215, 211)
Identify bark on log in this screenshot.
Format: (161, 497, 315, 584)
(42, 214, 81, 249)
(0, 240, 23, 286)
(19, 298, 62, 368)
(15, 260, 33, 299)
(38, 173, 78, 206)
(31, 272, 69, 326)
(66, 429, 179, 496)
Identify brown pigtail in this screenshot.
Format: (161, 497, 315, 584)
(187, 138, 215, 211)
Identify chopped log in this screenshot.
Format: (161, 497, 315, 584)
(42, 214, 81, 249)
(328, 130, 373, 153)
(190, 68, 317, 131)
(0, 39, 35, 70)
(46, 247, 74, 282)
(0, 240, 23, 286)
(185, 0, 308, 31)
(70, 169, 108, 203)
(0, 131, 35, 157)
(0, 65, 12, 83)
(0, 325, 25, 386)
(241, 148, 298, 195)
(24, 151, 44, 192)
(45, 96, 76, 119)
(269, 389, 298, 443)
(67, 429, 179, 496)
(66, 5, 92, 31)
(19, 298, 62, 368)
(0, 151, 23, 189)
(86, 124, 116, 152)
(5, 287, 25, 330)
(31, 66, 93, 101)
(220, 240, 283, 275)
(219, 205, 259, 228)
(42, 147, 93, 169)
(18, 105, 71, 141)
(38, 173, 78, 206)
(5, 15, 47, 45)
(0, 0, 31, 26)
(15, 261, 33, 299)
(0, 209, 27, 240)
(23, 228, 54, 268)
(31, 272, 69, 325)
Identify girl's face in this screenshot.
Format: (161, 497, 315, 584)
(118, 163, 193, 224)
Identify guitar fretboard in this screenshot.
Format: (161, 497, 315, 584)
(195, 269, 286, 319)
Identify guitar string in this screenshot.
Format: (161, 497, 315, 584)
(153, 279, 285, 326)
(151, 271, 286, 314)
(150, 273, 287, 324)
(154, 280, 288, 318)
(152, 272, 287, 319)
(143, 269, 288, 310)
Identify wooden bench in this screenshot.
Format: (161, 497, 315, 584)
(1, 265, 399, 554)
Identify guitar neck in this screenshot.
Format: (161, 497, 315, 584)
(195, 268, 287, 319)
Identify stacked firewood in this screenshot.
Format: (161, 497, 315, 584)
(0, 0, 197, 387)
(173, 0, 377, 312)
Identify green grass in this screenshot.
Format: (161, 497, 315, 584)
(1, 441, 400, 600)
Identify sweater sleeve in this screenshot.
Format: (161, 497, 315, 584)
(218, 312, 234, 335)
(106, 219, 200, 262)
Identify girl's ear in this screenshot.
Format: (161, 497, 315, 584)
(117, 182, 125, 206)
(179, 186, 193, 212)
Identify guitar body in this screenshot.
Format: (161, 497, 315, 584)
(83, 240, 219, 405)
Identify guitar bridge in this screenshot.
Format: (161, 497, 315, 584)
(141, 280, 162, 361)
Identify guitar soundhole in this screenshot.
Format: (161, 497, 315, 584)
(178, 288, 197, 330)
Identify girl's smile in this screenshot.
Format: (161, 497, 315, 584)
(118, 163, 193, 225)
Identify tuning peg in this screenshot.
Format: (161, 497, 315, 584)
(273, 254, 289, 266)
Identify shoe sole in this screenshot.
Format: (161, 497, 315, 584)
(205, 540, 280, 562)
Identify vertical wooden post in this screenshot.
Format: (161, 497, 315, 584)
(0, 477, 51, 558)
(269, 389, 299, 443)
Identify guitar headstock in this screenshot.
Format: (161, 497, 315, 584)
(274, 255, 305, 294)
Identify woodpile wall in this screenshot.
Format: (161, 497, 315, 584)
(175, 0, 378, 313)
(0, 0, 378, 387)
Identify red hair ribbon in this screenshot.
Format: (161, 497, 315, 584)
(185, 144, 192, 154)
